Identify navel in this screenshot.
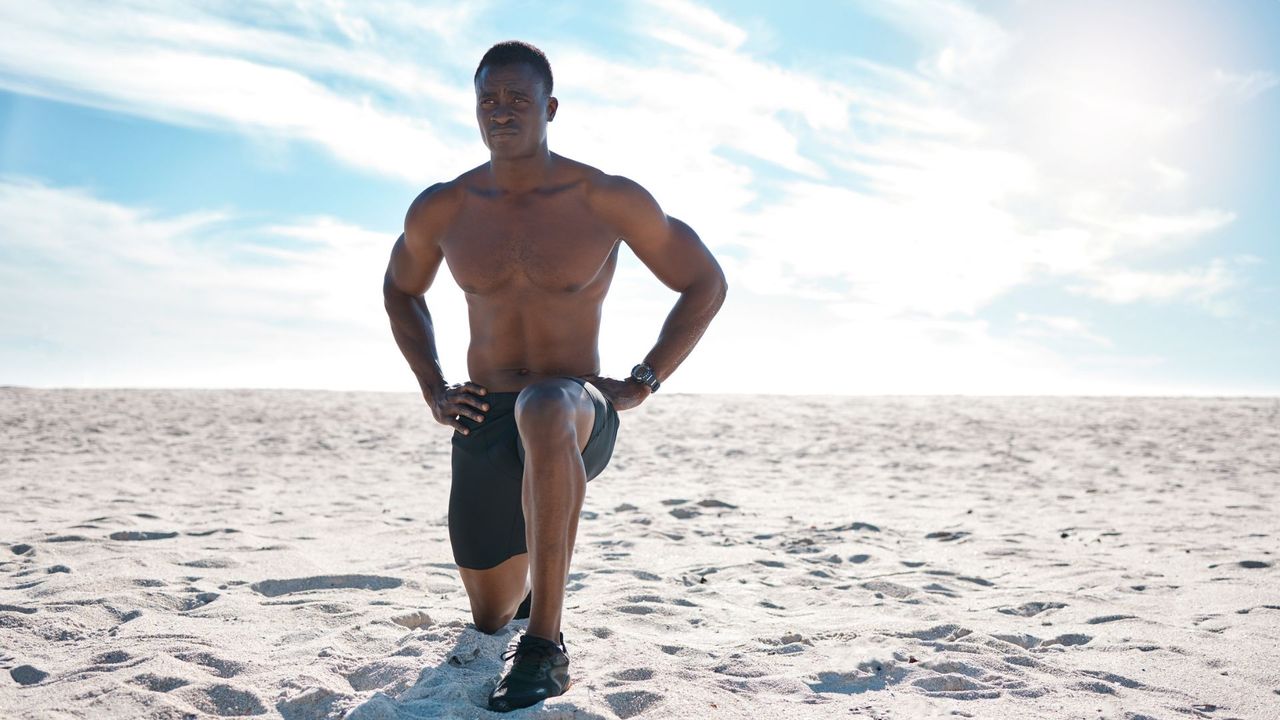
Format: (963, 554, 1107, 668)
(517, 368, 530, 376)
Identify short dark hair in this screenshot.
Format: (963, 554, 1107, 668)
(474, 41, 553, 95)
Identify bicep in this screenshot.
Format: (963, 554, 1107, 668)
(386, 231, 444, 296)
(623, 210, 722, 293)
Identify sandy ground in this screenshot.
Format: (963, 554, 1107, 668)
(1, 389, 1278, 720)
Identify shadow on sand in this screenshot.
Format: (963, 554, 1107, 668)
(338, 622, 609, 720)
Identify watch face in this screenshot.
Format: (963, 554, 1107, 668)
(631, 363, 654, 383)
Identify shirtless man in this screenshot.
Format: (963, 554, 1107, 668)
(383, 41, 727, 712)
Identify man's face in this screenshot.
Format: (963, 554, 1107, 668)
(475, 63, 557, 159)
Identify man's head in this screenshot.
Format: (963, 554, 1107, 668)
(474, 41, 558, 159)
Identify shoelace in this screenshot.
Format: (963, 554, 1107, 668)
(500, 635, 565, 679)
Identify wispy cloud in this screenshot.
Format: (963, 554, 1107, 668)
(1213, 69, 1280, 101)
(0, 178, 453, 388)
(1015, 313, 1112, 348)
(0, 0, 1270, 392)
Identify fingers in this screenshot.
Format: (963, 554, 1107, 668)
(448, 385, 489, 416)
(442, 415, 470, 434)
(453, 392, 489, 413)
(439, 382, 490, 434)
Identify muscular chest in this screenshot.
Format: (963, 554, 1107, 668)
(443, 195, 618, 295)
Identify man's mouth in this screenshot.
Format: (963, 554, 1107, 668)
(489, 128, 519, 136)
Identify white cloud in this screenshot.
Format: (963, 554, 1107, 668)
(1015, 313, 1112, 348)
(0, 2, 480, 181)
(0, 179, 451, 389)
(0, 0, 1267, 393)
(1068, 259, 1236, 307)
(858, 0, 1011, 81)
(1213, 69, 1280, 101)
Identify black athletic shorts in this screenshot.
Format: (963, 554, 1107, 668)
(448, 377, 620, 570)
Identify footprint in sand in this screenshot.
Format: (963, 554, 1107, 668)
(346, 659, 415, 692)
(249, 575, 402, 597)
(186, 528, 240, 537)
(862, 580, 915, 599)
(9, 544, 34, 555)
(912, 674, 993, 694)
(186, 683, 267, 717)
(611, 667, 655, 681)
(922, 583, 959, 597)
(925, 530, 971, 542)
(172, 592, 220, 612)
(618, 605, 660, 615)
(390, 610, 433, 629)
(180, 558, 239, 569)
(830, 521, 881, 533)
(606, 689, 664, 719)
(109, 531, 179, 541)
(1082, 670, 1145, 689)
(992, 633, 1041, 649)
(277, 686, 346, 720)
(1041, 633, 1092, 648)
(904, 624, 973, 642)
(175, 651, 245, 678)
(1087, 614, 1137, 624)
(0, 604, 37, 614)
(92, 650, 130, 665)
(129, 673, 189, 692)
(10, 665, 48, 685)
(809, 661, 908, 694)
(998, 601, 1066, 617)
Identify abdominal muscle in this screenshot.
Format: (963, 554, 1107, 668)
(462, 295, 605, 393)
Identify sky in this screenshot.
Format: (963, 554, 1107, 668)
(1, 0, 1277, 395)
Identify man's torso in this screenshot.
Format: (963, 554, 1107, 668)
(436, 157, 622, 391)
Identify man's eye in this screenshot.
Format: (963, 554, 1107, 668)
(514, 98, 527, 104)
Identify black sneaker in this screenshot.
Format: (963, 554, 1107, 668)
(487, 632, 571, 712)
(513, 590, 532, 620)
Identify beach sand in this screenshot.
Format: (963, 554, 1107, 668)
(2, 389, 1277, 719)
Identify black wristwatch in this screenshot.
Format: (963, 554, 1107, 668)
(630, 363, 661, 393)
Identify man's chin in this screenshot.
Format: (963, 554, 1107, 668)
(488, 146, 538, 161)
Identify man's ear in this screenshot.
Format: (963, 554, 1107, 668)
(547, 96, 558, 122)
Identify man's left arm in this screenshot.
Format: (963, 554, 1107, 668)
(589, 176, 728, 409)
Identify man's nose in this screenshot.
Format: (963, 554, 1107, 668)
(491, 106, 515, 123)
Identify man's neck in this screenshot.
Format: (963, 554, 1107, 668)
(488, 148, 555, 194)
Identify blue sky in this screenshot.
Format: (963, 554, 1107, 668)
(1, 0, 1277, 394)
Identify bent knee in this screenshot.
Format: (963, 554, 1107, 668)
(514, 382, 579, 430)
(472, 610, 513, 635)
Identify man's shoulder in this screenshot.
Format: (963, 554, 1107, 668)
(572, 166, 657, 219)
(406, 167, 484, 230)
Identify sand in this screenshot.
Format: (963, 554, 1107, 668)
(1, 389, 1278, 719)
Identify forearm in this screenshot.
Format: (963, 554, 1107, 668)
(383, 277, 448, 396)
(643, 274, 727, 382)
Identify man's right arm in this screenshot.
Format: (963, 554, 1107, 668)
(383, 183, 487, 433)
